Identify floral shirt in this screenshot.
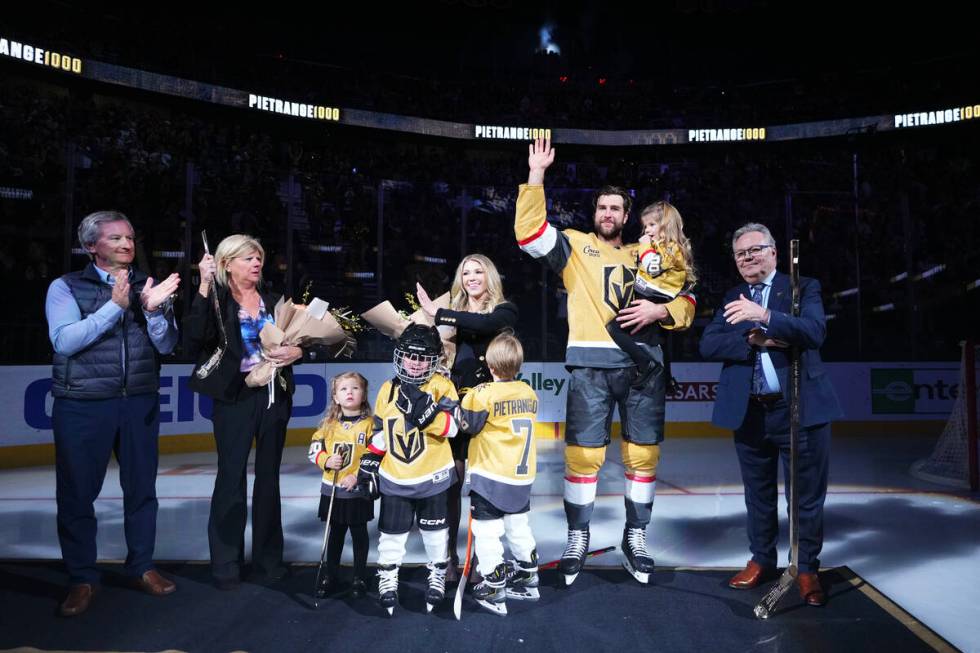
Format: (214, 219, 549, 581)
(239, 298, 275, 372)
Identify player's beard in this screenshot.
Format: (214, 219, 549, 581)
(595, 218, 624, 240)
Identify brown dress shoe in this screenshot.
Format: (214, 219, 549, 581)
(60, 584, 94, 617)
(133, 569, 177, 596)
(797, 572, 826, 606)
(728, 561, 775, 589)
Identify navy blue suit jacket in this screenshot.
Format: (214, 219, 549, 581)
(699, 271, 843, 430)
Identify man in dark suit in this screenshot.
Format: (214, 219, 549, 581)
(699, 222, 842, 607)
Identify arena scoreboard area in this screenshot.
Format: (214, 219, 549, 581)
(2, 35, 978, 146)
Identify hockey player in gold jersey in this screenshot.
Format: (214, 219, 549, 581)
(515, 138, 696, 585)
(458, 333, 540, 616)
(356, 324, 460, 614)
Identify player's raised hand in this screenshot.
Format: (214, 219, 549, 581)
(527, 137, 555, 185)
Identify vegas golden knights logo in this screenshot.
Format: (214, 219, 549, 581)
(387, 417, 424, 464)
(333, 442, 353, 469)
(603, 264, 636, 314)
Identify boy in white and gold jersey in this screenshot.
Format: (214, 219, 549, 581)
(459, 333, 540, 616)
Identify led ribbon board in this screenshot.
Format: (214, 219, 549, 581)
(2, 35, 976, 145)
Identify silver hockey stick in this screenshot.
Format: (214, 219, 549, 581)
(313, 469, 340, 608)
(754, 239, 801, 620)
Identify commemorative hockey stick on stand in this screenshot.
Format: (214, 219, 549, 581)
(754, 239, 801, 620)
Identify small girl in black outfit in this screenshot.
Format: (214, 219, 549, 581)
(307, 371, 375, 598)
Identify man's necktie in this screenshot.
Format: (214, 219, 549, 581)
(750, 283, 772, 395)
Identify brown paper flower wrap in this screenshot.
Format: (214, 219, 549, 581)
(361, 293, 456, 370)
(245, 297, 348, 389)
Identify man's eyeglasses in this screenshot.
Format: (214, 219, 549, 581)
(734, 244, 773, 261)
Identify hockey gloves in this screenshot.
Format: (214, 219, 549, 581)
(356, 452, 382, 500)
(396, 383, 441, 430)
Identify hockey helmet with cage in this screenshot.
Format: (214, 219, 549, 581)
(394, 323, 442, 384)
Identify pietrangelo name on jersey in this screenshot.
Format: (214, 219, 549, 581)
(491, 398, 539, 417)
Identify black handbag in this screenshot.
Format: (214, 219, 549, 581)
(194, 280, 227, 379)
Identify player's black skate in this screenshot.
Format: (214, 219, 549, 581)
(505, 550, 540, 601)
(377, 564, 399, 615)
(621, 526, 655, 584)
(559, 528, 590, 586)
(425, 560, 448, 613)
(472, 563, 508, 616)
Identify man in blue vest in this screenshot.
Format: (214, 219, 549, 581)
(699, 223, 842, 607)
(45, 211, 181, 616)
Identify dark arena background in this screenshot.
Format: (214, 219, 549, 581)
(1, 3, 978, 652)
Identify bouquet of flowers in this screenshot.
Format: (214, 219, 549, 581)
(361, 292, 456, 369)
(245, 297, 352, 391)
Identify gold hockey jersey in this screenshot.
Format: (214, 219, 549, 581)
(368, 373, 459, 498)
(515, 184, 695, 367)
(636, 240, 688, 301)
(460, 380, 540, 513)
(308, 415, 373, 499)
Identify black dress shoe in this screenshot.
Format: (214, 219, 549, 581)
(350, 577, 366, 599)
(315, 574, 333, 598)
(214, 576, 241, 591)
(253, 566, 289, 585)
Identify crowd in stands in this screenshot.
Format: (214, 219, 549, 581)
(1, 69, 977, 364)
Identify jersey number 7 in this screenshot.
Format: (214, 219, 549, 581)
(512, 418, 533, 476)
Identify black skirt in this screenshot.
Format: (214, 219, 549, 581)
(318, 494, 375, 525)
